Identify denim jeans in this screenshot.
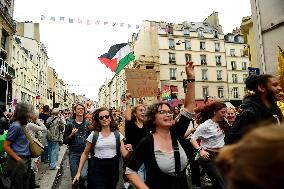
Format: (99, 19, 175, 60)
(87, 156, 119, 189)
(69, 151, 88, 189)
(48, 140, 60, 169)
(199, 159, 226, 189)
(41, 146, 49, 162)
(137, 164, 146, 182)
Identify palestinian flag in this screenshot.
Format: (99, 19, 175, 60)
(98, 43, 135, 74)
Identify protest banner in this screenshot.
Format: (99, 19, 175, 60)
(125, 69, 158, 98)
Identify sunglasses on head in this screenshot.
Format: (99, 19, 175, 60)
(98, 115, 110, 120)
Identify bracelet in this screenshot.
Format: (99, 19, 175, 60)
(196, 147, 202, 152)
(126, 99, 132, 105)
(186, 78, 195, 83)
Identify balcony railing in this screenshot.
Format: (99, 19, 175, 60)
(0, 2, 16, 31)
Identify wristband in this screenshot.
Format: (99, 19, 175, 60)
(126, 99, 132, 106)
(186, 78, 195, 83)
(196, 147, 202, 152)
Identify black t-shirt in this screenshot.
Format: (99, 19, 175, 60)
(39, 113, 50, 124)
(125, 120, 149, 150)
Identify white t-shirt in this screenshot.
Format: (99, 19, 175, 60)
(191, 119, 225, 149)
(86, 131, 124, 159)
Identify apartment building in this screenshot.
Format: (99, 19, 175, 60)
(15, 22, 49, 106)
(225, 33, 249, 106)
(10, 37, 41, 109)
(0, 0, 16, 110)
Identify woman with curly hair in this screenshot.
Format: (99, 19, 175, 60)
(126, 61, 196, 189)
(190, 101, 228, 189)
(73, 107, 132, 189)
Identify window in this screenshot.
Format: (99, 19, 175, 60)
(232, 74, 238, 83)
(216, 56, 221, 66)
(202, 69, 208, 80)
(166, 25, 173, 35)
(169, 53, 176, 64)
(17, 51, 19, 61)
(12, 45, 15, 59)
(231, 61, 236, 70)
(200, 54, 207, 65)
(215, 43, 220, 52)
(146, 65, 154, 69)
(185, 54, 191, 63)
(218, 87, 224, 98)
(202, 87, 209, 98)
(183, 28, 190, 36)
(242, 62, 247, 70)
(230, 49, 236, 56)
(185, 40, 191, 50)
(24, 75, 26, 87)
(197, 28, 204, 38)
(213, 30, 218, 38)
(169, 39, 175, 49)
(240, 49, 244, 57)
(243, 74, 248, 82)
(170, 68, 176, 80)
(1, 30, 8, 50)
(200, 42, 205, 50)
(217, 70, 222, 80)
(233, 87, 239, 98)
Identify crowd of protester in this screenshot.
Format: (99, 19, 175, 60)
(0, 61, 284, 189)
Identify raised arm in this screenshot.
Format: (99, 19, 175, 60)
(184, 61, 195, 113)
(124, 93, 132, 121)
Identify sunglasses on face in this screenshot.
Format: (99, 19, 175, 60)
(98, 115, 110, 120)
(158, 110, 173, 115)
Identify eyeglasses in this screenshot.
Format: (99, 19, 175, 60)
(158, 110, 173, 115)
(98, 115, 110, 120)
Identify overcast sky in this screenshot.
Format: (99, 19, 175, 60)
(13, 0, 252, 101)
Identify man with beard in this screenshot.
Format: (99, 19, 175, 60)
(226, 74, 283, 144)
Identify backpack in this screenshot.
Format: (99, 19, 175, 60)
(89, 130, 121, 169)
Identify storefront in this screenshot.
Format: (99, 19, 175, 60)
(0, 58, 15, 111)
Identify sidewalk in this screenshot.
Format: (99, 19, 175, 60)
(37, 145, 67, 189)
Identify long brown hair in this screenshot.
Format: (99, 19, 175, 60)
(216, 125, 284, 189)
(93, 107, 118, 132)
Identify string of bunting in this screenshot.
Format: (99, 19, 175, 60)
(40, 15, 168, 31)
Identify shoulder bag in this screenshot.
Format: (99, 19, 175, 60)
(21, 125, 44, 158)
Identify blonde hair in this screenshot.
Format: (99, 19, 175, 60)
(131, 104, 146, 121)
